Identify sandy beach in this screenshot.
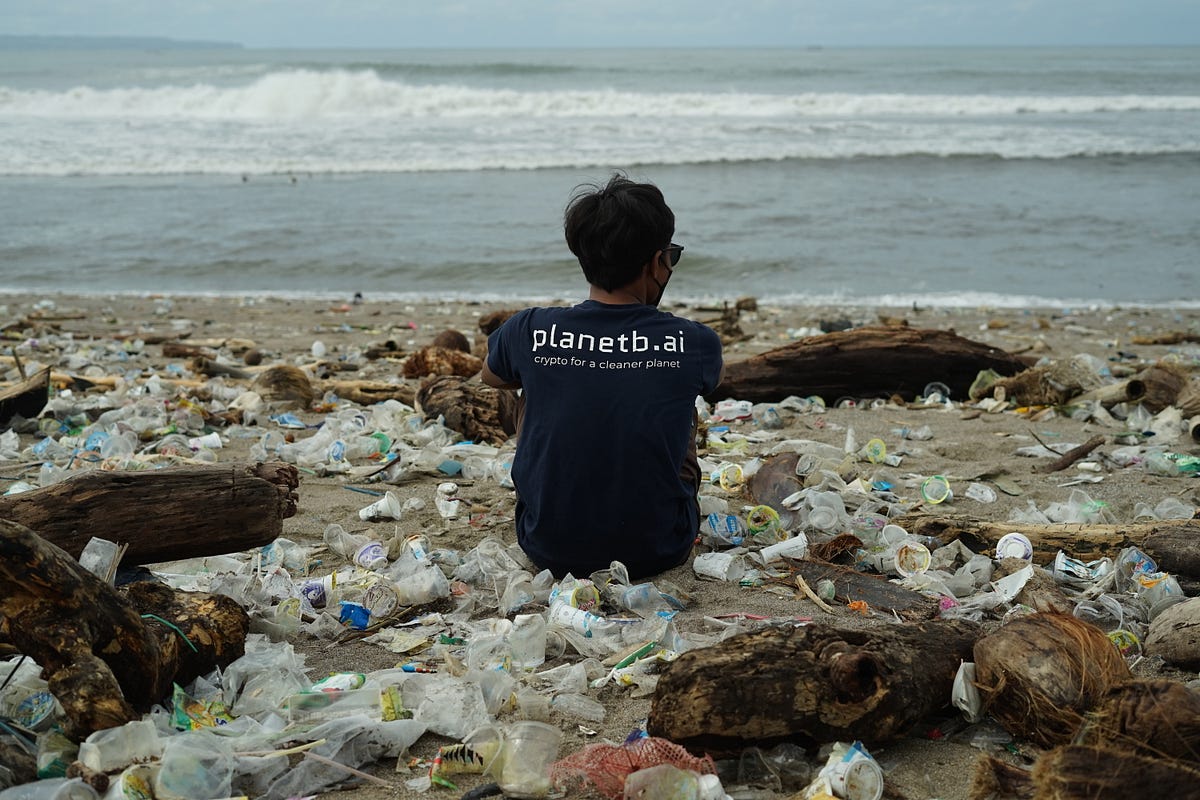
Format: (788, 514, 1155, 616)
(2, 291, 1198, 800)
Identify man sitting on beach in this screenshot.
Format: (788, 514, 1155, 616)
(482, 174, 724, 579)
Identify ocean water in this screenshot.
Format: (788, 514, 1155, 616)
(1, 46, 1198, 306)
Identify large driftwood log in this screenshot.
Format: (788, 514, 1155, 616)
(895, 514, 1200, 582)
(0, 520, 250, 739)
(0, 462, 298, 565)
(645, 619, 979, 755)
(416, 375, 519, 445)
(710, 326, 1031, 403)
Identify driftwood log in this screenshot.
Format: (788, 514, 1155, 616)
(0, 366, 50, 428)
(0, 519, 250, 739)
(709, 326, 1031, 403)
(895, 514, 1200, 589)
(319, 378, 416, 407)
(788, 560, 941, 620)
(645, 619, 979, 755)
(0, 462, 298, 565)
(416, 375, 520, 445)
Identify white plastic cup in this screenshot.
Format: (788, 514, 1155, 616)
(300, 573, 336, 608)
(692, 552, 745, 582)
(995, 532, 1034, 561)
(353, 541, 388, 570)
(758, 534, 810, 565)
(187, 431, 222, 451)
(497, 720, 562, 799)
(894, 541, 932, 577)
(358, 490, 403, 521)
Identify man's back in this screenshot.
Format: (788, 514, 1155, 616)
(487, 299, 722, 578)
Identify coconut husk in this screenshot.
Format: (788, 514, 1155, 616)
(478, 309, 520, 336)
(1134, 362, 1190, 414)
(431, 329, 472, 353)
(251, 364, 315, 409)
(968, 755, 1035, 800)
(973, 613, 1131, 748)
(1031, 744, 1200, 799)
(989, 357, 1104, 408)
(401, 346, 484, 379)
(1074, 679, 1200, 764)
(1144, 596, 1200, 670)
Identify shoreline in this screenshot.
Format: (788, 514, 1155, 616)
(4, 287, 1200, 312)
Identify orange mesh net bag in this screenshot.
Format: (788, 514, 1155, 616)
(550, 735, 717, 799)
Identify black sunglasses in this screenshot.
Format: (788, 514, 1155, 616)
(663, 243, 684, 268)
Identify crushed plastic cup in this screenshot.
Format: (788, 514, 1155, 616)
(186, 431, 222, 451)
(497, 720, 562, 799)
(965, 482, 998, 503)
(995, 533, 1034, 561)
(920, 475, 953, 504)
(358, 490, 403, 521)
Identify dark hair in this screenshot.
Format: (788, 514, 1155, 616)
(563, 173, 675, 291)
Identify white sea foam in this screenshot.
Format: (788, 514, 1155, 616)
(3, 69, 1200, 119)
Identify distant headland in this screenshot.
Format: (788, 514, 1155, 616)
(0, 35, 242, 50)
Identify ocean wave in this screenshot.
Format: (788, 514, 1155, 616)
(3, 68, 1200, 119)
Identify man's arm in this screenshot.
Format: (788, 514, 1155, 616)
(481, 361, 522, 390)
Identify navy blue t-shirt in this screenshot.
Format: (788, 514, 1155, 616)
(487, 300, 723, 579)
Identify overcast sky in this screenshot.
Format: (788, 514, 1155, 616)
(4, 0, 1199, 49)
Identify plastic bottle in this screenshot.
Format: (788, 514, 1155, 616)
(622, 764, 729, 800)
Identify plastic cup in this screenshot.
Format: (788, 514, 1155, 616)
(920, 475, 953, 504)
(823, 749, 884, 800)
(362, 582, 399, 619)
(300, 574, 336, 608)
(358, 490, 403, 521)
(692, 552, 745, 582)
(894, 541, 932, 577)
(995, 533, 1034, 561)
(509, 613, 547, 670)
(497, 720, 562, 799)
(353, 541, 388, 570)
(758, 534, 809, 565)
(880, 523, 909, 546)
